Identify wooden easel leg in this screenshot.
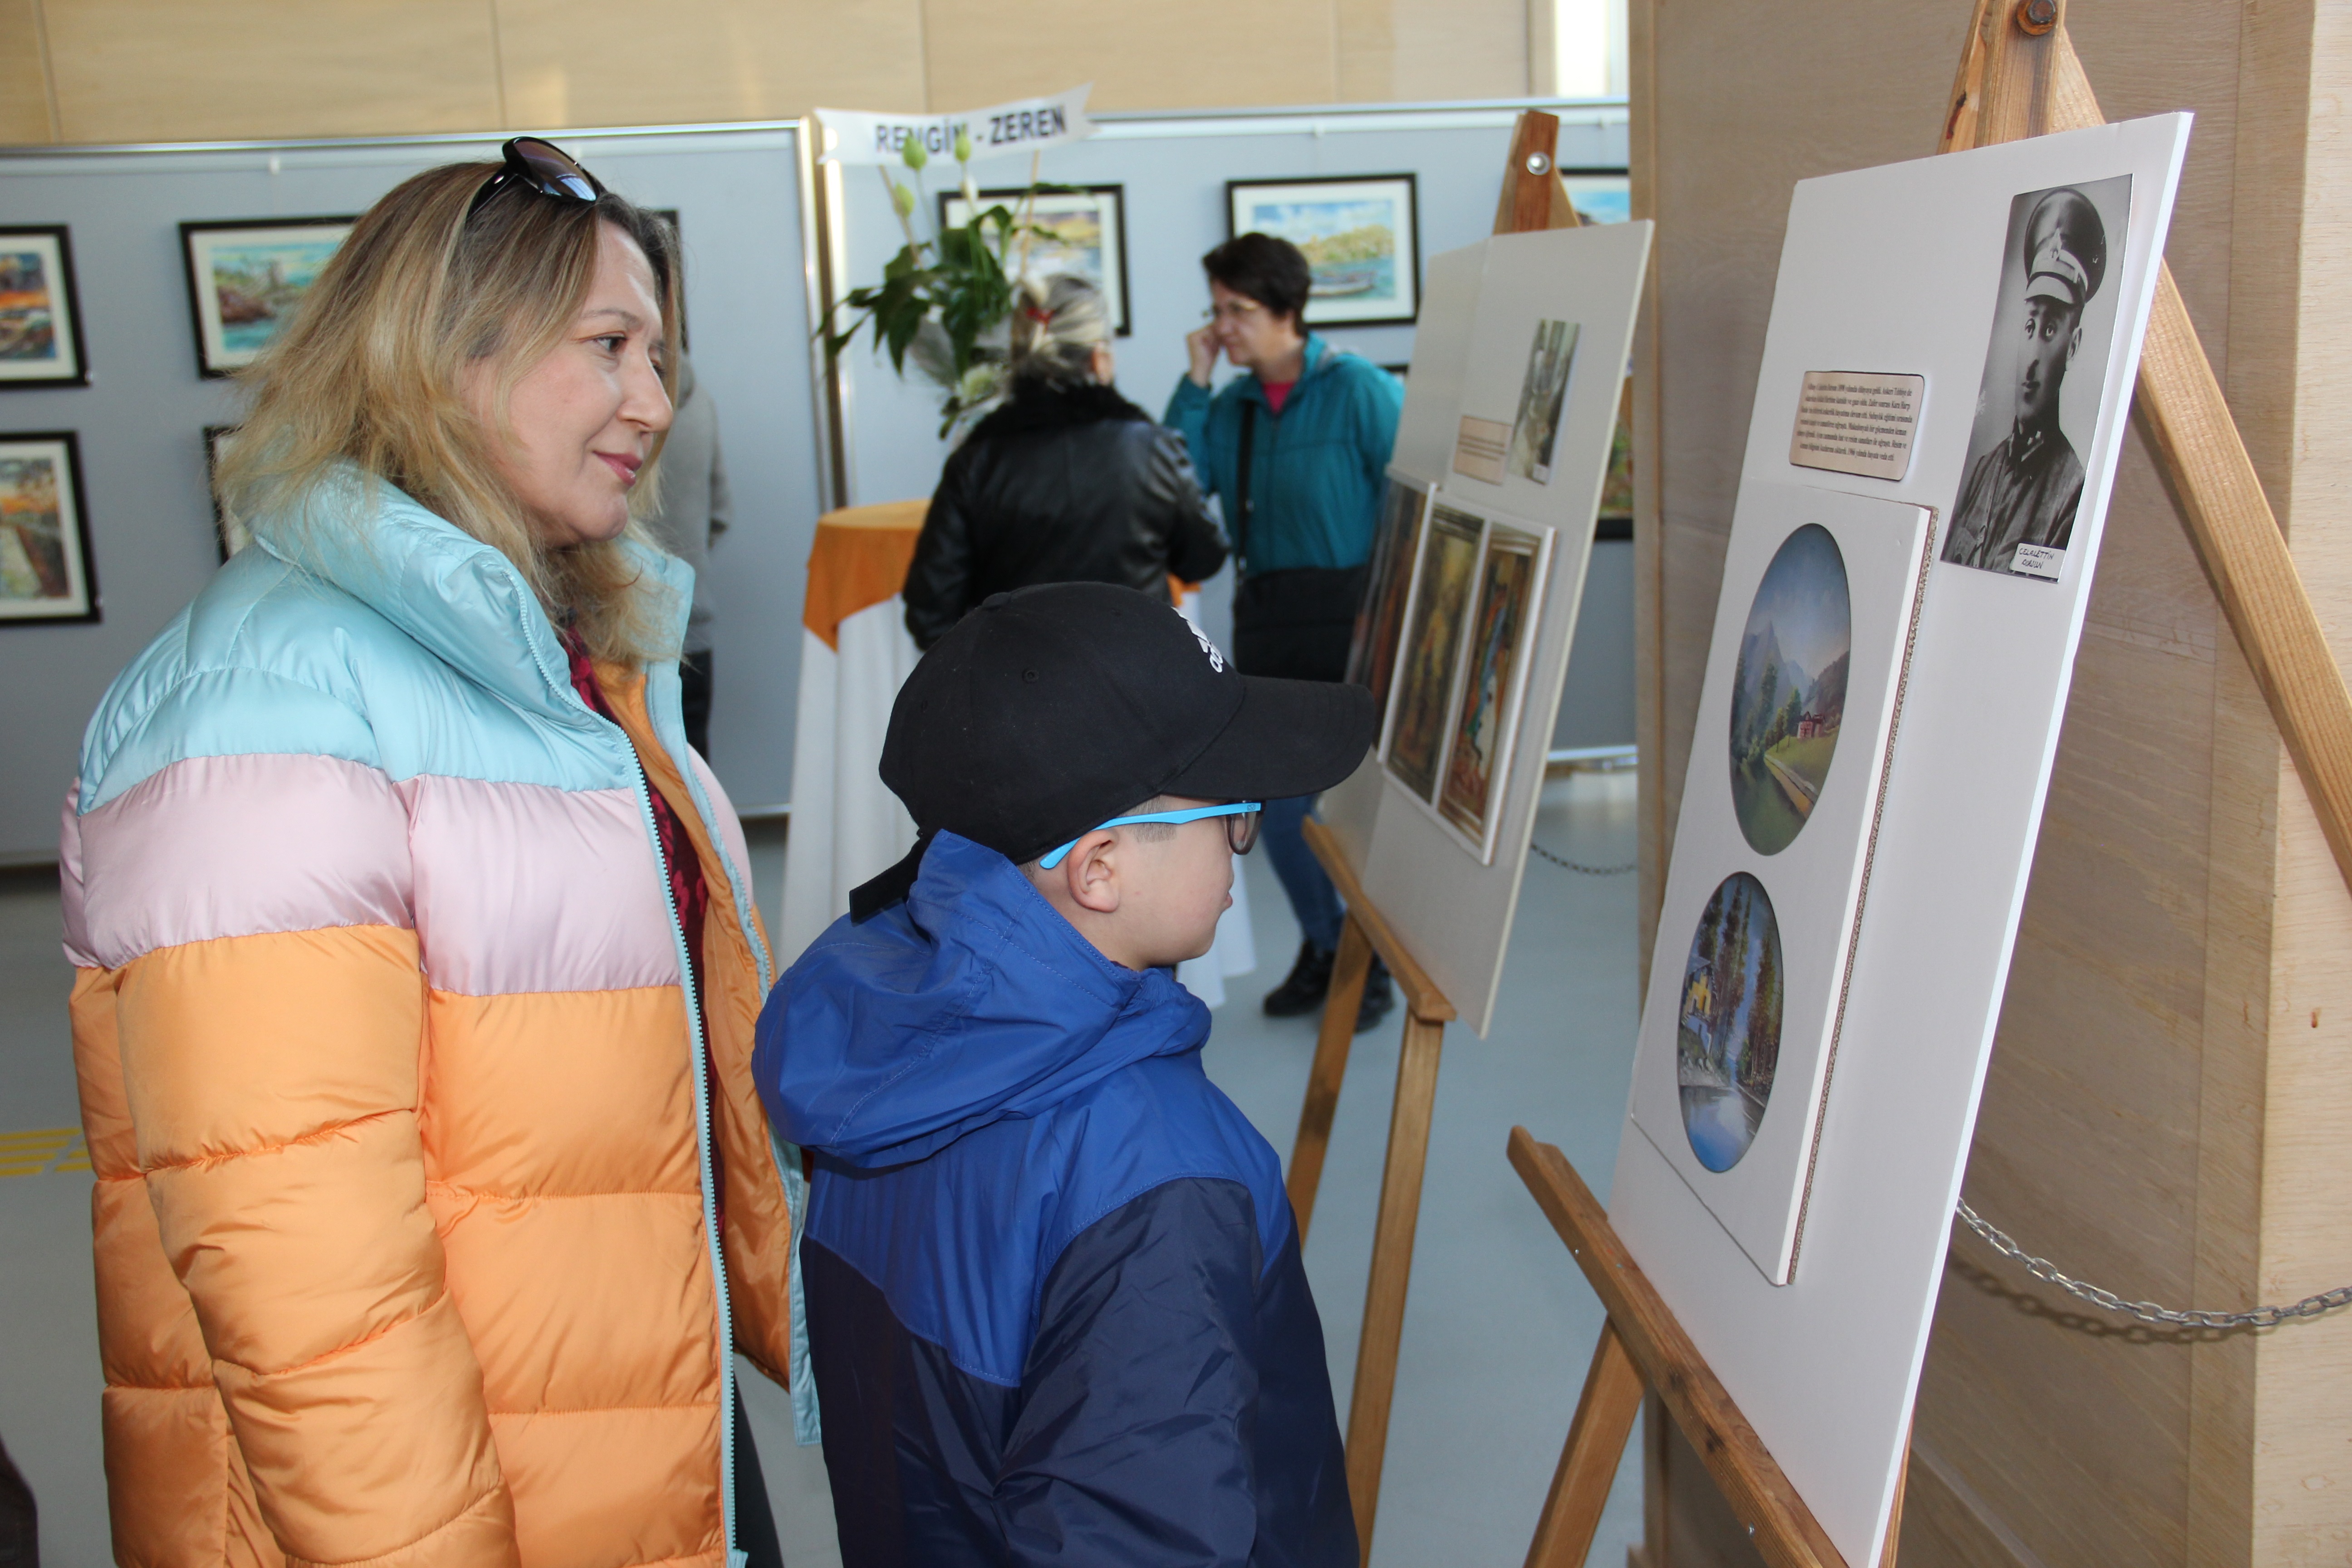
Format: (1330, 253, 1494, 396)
(1524, 1320, 1646, 1568)
(1288, 915, 1373, 1239)
(1877, 1431, 1911, 1568)
(1343, 1009, 1446, 1563)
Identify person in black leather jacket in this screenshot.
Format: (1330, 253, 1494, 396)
(903, 274, 1229, 650)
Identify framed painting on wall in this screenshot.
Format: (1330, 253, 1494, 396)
(941, 185, 1129, 336)
(181, 217, 355, 377)
(1561, 171, 1631, 226)
(1226, 174, 1418, 326)
(0, 227, 90, 388)
(0, 431, 98, 624)
(204, 424, 251, 560)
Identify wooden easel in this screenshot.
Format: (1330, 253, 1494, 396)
(1509, 5, 2352, 1565)
(1279, 113, 1590, 1565)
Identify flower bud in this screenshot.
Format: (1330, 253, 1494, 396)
(901, 138, 929, 172)
(954, 129, 973, 164)
(891, 181, 915, 217)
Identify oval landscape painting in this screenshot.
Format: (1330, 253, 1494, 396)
(1728, 524, 1851, 856)
(1676, 872, 1784, 1173)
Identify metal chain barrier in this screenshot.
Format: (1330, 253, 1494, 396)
(1955, 1201, 2352, 1330)
(1528, 841, 1638, 876)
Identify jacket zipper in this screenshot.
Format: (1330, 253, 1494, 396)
(622, 741, 744, 1567)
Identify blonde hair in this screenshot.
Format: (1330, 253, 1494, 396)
(1006, 273, 1109, 389)
(216, 161, 684, 665)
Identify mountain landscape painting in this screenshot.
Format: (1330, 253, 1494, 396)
(1728, 524, 1851, 856)
(1677, 871, 1783, 1172)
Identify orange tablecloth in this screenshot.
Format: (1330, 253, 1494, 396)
(801, 500, 926, 650)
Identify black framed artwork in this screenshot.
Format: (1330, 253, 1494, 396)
(939, 185, 1130, 336)
(0, 431, 99, 624)
(1225, 174, 1419, 327)
(0, 226, 91, 388)
(179, 216, 356, 378)
(203, 424, 250, 561)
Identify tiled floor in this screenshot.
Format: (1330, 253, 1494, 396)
(2, 772, 1644, 1567)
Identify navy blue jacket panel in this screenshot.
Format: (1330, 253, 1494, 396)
(756, 831, 1356, 1568)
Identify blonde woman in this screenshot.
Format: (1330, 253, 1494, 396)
(62, 140, 794, 1566)
(902, 273, 1228, 650)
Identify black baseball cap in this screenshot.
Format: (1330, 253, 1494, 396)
(851, 582, 1376, 917)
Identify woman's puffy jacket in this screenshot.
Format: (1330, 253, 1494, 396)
(61, 482, 799, 1568)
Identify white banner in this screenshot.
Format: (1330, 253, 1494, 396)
(813, 86, 1095, 167)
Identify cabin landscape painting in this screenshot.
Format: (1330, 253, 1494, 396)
(1728, 524, 1851, 856)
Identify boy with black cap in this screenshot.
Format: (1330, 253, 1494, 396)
(755, 582, 1372, 1568)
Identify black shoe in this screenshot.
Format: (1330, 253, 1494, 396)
(1263, 940, 1336, 1017)
(1355, 959, 1396, 1033)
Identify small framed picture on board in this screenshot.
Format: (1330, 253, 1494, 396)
(0, 431, 100, 624)
(1559, 170, 1631, 226)
(0, 227, 91, 388)
(940, 185, 1129, 336)
(180, 217, 355, 378)
(1225, 174, 1418, 327)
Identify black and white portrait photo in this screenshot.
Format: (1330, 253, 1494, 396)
(1941, 174, 2133, 581)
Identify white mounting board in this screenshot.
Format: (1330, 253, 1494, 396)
(1629, 483, 1931, 1284)
(1325, 220, 1653, 1035)
(1608, 113, 2190, 1567)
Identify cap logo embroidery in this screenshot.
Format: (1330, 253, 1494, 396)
(1191, 626, 1227, 673)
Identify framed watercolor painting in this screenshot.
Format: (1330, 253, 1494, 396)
(1346, 473, 1429, 723)
(1560, 170, 1631, 226)
(0, 227, 90, 388)
(0, 431, 99, 624)
(180, 217, 355, 377)
(1382, 499, 1482, 800)
(941, 185, 1129, 336)
(1226, 174, 1418, 327)
(1436, 521, 1551, 860)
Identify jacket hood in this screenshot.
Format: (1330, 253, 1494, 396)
(759, 831, 1212, 1169)
(1235, 333, 1336, 403)
(252, 467, 692, 723)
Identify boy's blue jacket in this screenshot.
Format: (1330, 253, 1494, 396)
(1163, 335, 1405, 573)
(755, 832, 1356, 1568)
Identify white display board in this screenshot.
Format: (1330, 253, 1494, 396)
(1324, 220, 1652, 1035)
(1628, 483, 1931, 1284)
(1607, 114, 2190, 1566)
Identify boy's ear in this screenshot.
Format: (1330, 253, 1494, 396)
(1061, 831, 1123, 915)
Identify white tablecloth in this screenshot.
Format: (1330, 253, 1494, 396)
(777, 591, 1256, 1005)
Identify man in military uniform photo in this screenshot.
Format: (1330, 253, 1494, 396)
(1943, 186, 2109, 574)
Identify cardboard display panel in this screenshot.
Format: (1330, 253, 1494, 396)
(1324, 219, 1652, 1035)
(1607, 114, 2190, 1568)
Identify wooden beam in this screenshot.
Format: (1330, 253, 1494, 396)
(1524, 1320, 1647, 1568)
(1508, 1127, 1849, 1568)
(1494, 108, 1589, 235)
(1287, 915, 1372, 1239)
(1345, 1012, 1447, 1560)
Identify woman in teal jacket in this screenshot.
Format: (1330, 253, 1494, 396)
(1164, 233, 1403, 1028)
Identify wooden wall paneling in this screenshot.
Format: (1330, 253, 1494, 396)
(39, 0, 501, 142)
(2250, 7, 2352, 1557)
(0, 0, 55, 144)
(917, 0, 1337, 114)
(495, 0, 926, 130)
(1335, 0, 1531, 105)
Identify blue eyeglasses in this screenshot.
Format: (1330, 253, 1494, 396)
(1037, 801, 1263, 870)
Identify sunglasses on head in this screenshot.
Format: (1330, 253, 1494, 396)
(468, 137, 606, 221)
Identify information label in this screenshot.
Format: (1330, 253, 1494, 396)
(813, 86, 1095, 166)
(1788, 371, 1925, 482)
(1453, 416, 1509, 484)
(2009, 543, 2064, 581)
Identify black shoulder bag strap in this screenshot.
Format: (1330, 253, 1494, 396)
(1234, 402, 1256, 564)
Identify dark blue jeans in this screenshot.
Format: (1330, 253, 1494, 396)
(1261, 795, 1344, 953)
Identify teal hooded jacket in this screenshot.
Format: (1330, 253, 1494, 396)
(1162, 334, 1404, 574)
